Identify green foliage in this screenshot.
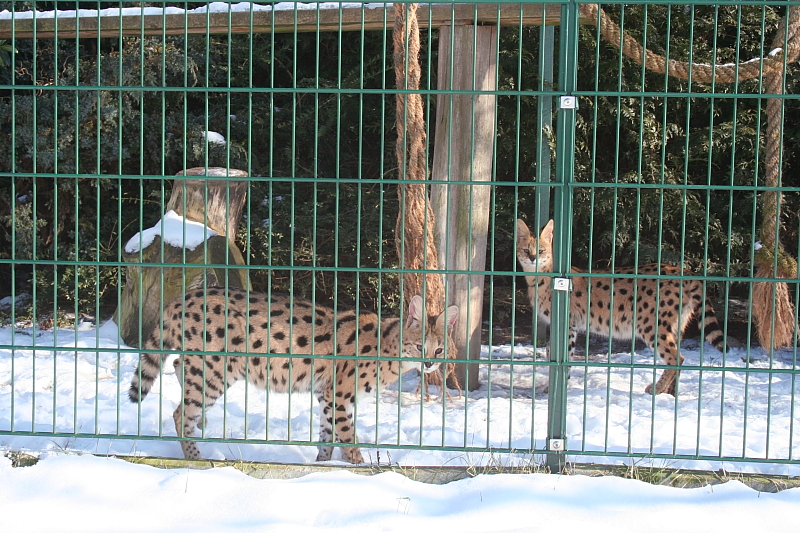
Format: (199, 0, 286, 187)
(0, 20, 404, 313)
(566, 4, 796, 282)
(0, 3, 796, 316)
(0, 40, 13, 67)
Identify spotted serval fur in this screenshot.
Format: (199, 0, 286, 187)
(516, 219, 727, 396)
(129, 287, 459, 463)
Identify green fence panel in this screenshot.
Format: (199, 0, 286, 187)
(0, 0, 798, 474)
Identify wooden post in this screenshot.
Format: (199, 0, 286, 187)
(116, 168, 251, 347)
(431, 24, 497, 391)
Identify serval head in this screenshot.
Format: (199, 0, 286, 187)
(516, 218, 555, 274)
(400, 295, 459, 374)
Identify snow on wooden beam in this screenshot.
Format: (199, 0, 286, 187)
(0, 2, 560, 40)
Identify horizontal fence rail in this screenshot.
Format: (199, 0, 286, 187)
(0, 0, 798, 475)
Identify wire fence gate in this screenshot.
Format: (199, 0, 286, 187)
(0, 0, 799, 475)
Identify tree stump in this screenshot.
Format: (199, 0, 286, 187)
(167, 167, 249, 242)
(116, 168, 250, 348)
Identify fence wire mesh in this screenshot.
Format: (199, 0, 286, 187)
(0, 1, 798, 474)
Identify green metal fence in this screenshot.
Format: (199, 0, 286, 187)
(0, 1, 798, 474)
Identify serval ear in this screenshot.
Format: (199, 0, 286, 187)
(437, 305, 459, 336)
(516, 219, 531, 245)
(539, 219, 555, 246)
(406, 295, 425, 329)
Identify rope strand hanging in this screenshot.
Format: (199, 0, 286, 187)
(393, 2, 461, 397)
(752, 9, 800, 350)
(583, 3, 800, 350)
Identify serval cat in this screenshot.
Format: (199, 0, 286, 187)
(516, 219, 727, 396)
(129, 287, 459, 463)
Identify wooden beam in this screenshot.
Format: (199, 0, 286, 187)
(430, 23, 497, 392)
(0, 3, 560, 40)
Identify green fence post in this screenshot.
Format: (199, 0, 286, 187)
(547, 0, 580, 474)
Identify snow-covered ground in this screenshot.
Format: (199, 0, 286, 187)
(0, 318, 797, 475)
(1, 318, 799, 531)
(2, 452, 799, 533)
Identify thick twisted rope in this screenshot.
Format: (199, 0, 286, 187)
(760, 7, 800, 255)
(393, 2, 444, 316)
(581, 3, 800, 84)
(393, 3, 461, 397)
(753, 8, 800, 349)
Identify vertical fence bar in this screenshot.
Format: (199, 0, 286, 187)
(546, 0, 579, 473)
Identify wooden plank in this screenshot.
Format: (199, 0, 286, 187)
(0, 3, 560, 40)
(430, 23, 497, 392)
